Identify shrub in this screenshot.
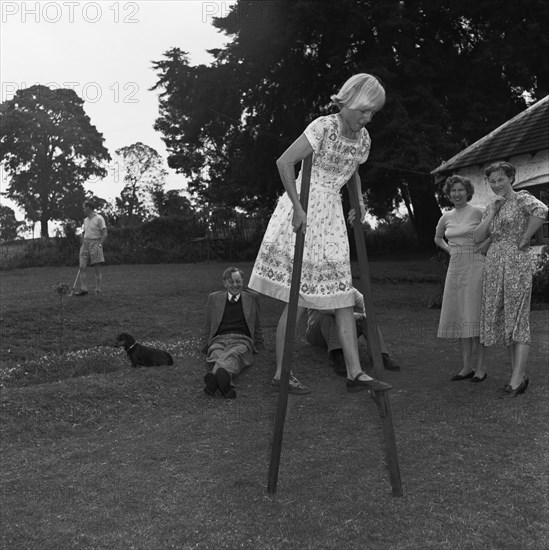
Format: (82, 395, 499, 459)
(427, 250, 449, 309)
(55, 223, 80, 265)
(532, 245, 549, 304)
(350, 215, 421, 258)
(106, 216, 208, 264)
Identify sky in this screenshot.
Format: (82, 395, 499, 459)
(0, 0, 237, 226)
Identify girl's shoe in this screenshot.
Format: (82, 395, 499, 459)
(346, 373, 392, 393)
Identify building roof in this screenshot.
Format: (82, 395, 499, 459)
(432, 95, 549, 175)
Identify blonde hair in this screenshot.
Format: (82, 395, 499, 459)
(331, 73, 386, 112)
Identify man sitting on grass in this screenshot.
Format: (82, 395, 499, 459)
(200, 267, 264, 399)
(306, 287, 402, 376)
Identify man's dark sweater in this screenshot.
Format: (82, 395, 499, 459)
(215, 296, 251, 338)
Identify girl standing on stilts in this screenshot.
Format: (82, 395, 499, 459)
(249, 73, 392, 395)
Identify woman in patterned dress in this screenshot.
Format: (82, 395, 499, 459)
(249, 73, 392, 394)
(473, 162, 548, 397)
(434, 175, 487, 382)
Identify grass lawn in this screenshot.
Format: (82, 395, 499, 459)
(1, 259, 548, 550)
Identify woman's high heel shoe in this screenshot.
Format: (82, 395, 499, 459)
(499, 376, 529, 398)
(450, 370, 475, 381)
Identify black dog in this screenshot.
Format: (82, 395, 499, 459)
(115, 333, 174, 368)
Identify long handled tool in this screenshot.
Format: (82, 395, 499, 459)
(69, 268, 81, 297)
(267, 154, 313, 495)
(347, 169, 403, 497)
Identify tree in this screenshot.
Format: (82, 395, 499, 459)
(152, 0, 548, 247)
(114, 142, 168, 224)
(0, 204, 23, 241)
(0, 85, 111, 238)
(152, 189, 193, 218)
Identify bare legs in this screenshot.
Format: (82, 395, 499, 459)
(472, 338, 486, 377)
(334, 307, 374, 381)
(275, 304, 373, 382)
(457, 337, 486, 377)
(508, 342, 529, 388)
(94, 265, 102, 293)
(458, 338, 474, 376)
(79, 264, 89, 292)
(79, 264, 102, 293)
(274, 304, 306, 379)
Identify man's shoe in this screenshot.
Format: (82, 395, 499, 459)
(271, 373, 311, 395)
(224, 387, 237, 399)
(73, 290, 88, 296)
(216, 368, 236, 399)
(346, 373, 392, 393)
(203, 372, 217, 396)
(382, 354, 401, 371)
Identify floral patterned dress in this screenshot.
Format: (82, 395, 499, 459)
(249, 114, 371, 309)
(480, 191, 548, 346)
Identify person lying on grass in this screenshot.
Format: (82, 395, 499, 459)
(306, 287, 402, 376)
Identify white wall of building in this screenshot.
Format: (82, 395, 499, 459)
(446, 150, 549, 209)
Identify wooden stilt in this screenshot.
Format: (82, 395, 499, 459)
(266, 160, 402, 497)
(267, 154, 313, 495)
(347, 170, 403, 497)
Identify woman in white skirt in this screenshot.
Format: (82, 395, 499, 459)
(249, 73, 392, 395)
(434, 175, 487, 382)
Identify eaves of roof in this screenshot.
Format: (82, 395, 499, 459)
(432, 95, 549, 175)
